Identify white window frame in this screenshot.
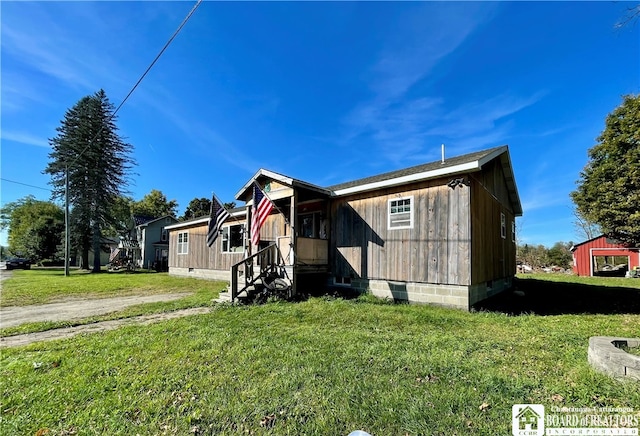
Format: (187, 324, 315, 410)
(177, 231, 189, 255)
(221, 224, 245, 254)
(388, 196, 414, 230)
(501, 213, 506, 239)
(511, 220, 516, 243)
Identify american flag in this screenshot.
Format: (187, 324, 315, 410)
(251, 183, 274, 247)
(207, 195, 230, 247)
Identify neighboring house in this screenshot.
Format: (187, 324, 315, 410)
(571, 235, 640, 277)
(166, 145, 522, 310)
(116, 215, 178, 270)
(136, 215, 178, 270)
(75, 236, 118, 267)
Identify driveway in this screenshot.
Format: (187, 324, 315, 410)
(0, 293, 193, 328)
(1, 306, 211, 348)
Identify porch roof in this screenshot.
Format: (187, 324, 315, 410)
(235, 168, 331, 201)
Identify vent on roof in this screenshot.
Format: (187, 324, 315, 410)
(441, 144, 445, 164)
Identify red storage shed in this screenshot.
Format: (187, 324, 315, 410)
(570, 235, 640, 277)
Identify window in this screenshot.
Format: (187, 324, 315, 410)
(334, 276, 352, 286)
(177, 232, 189, 254)
(500, 213, 506, 239)
(511, 220, 516, 243)
(222, 224, 245, 253)
(161, 227, 168, 242)
(388, 196, 414, 229)
(299, 212, 318, 238)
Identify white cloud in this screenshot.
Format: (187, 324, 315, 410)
(134, 87, 260, 174)
(341, 3, 521, 164)
(1, 131, 50, 148)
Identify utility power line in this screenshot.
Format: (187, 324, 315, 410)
(71, 0, 203, 166)
(1, 178, 51, 192)
(61, 0, 203, 276)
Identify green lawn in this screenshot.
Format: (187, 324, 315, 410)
(0, 269, 226, 337)
(1, 272, 639, 435)
(0, 268, 226, 306)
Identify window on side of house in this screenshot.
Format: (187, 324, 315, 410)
(161, 227, 168, 242)
(511, 220, 516, 243)
(333, 276, 352, 286)
(501, 213, 506, 239)
(177, 231, 189, 254)
(222, 224, 245, 253)
(300, 212, 319, 238)
(388, 196, 414, 230)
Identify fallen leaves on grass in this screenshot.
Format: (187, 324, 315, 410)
(479, 402, 491, 411)
(260, 414, 276, 429)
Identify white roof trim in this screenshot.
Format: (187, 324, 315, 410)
(332, 161, 480, 196)
(477, 146, 508, 167)
(165, 217, 209, 230)
(235, 168, 293, 200)
(165, 209, 246, 231)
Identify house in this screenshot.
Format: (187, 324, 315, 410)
(515, 405, 541, 431)
(166, 145, 522, 310)
(571, 235, 640, 277)
(114, 215, 178, 270)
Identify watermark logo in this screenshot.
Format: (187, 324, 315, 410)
(512, 404, 545, 436)
(512, 405, 638, 435)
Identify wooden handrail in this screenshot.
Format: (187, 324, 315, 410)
(230, 243, 280, 301)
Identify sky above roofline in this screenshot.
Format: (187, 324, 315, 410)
(1, 1, 638, 247)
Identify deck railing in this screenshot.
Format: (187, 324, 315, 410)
(230, 243, 283, 301)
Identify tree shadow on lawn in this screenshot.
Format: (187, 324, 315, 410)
(473, 277, 640, 316)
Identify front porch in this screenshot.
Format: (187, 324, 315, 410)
(227, 170, 332, 302)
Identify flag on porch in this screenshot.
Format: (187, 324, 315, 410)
(251, 183, 274, 247)
(207, 194, 230, 247)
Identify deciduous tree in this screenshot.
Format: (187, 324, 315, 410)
(0, 196, 64, 262)
(571, 94, 640, 246)
(132, 189, 178, 218)
(181, 197, 211, 221)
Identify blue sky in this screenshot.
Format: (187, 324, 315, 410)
(1, 1, 638, 247)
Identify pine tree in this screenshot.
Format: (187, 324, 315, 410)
(44, 90, 135, 272)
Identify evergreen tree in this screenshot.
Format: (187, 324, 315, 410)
(571, 94, 640, 246)
(44, 90, 135, 272)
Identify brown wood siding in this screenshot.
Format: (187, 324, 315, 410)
(259, 213, 288, 242)
(470, 165, 517, 284)
(169, 221, 244, 271)
(331, 177, 471, 286)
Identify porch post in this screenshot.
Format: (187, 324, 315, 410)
(290, 189, 297, 296)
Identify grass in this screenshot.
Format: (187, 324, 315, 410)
(1, 273, 640, 435)
(0, 268, 225, 307)
(621, 345, 640, 357)
(0, 269, 226, 337)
